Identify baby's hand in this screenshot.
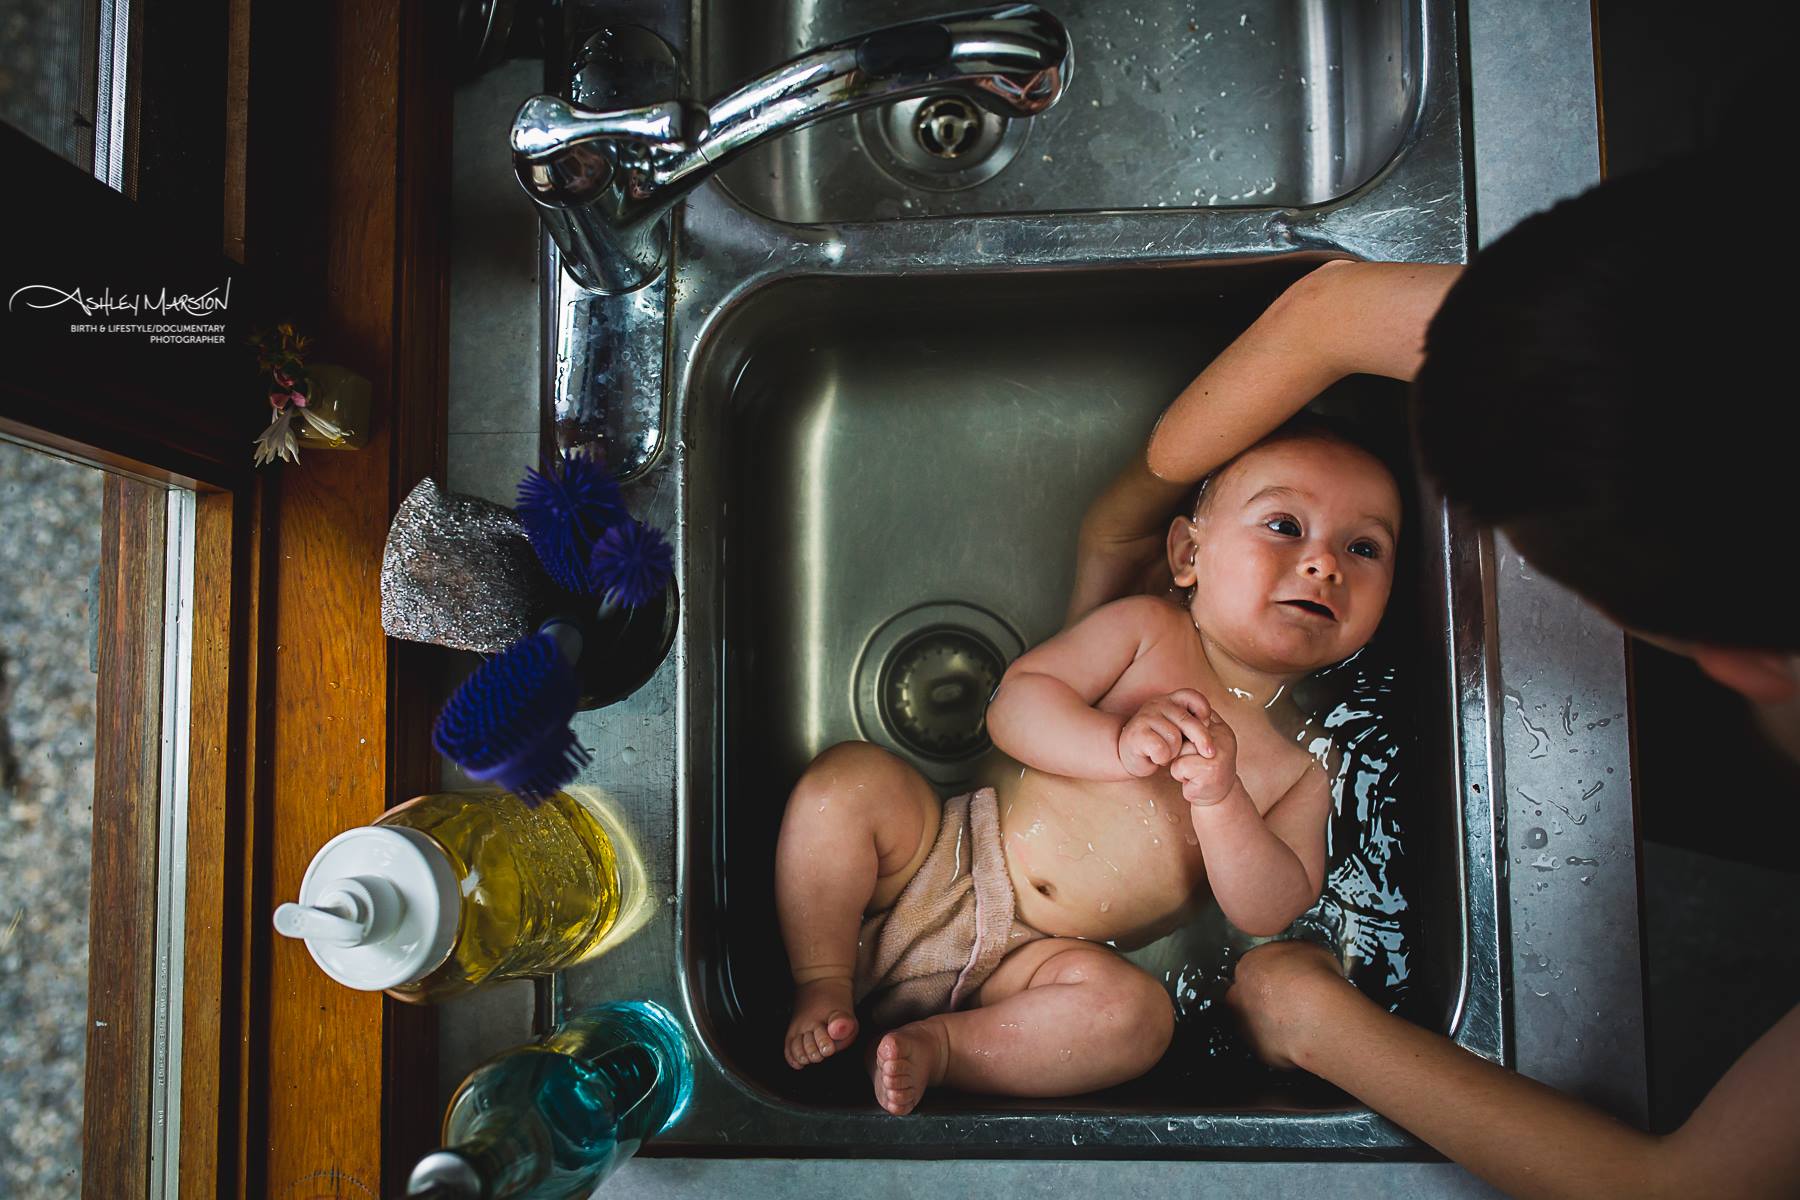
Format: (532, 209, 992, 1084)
(1117, 689, 1217, 778)
(1170, 709, 1239, 805)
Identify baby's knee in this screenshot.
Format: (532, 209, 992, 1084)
(792, 742, 884, 806)
(785, 741, 915, 828)
(802, 740, 901, 785)
(1099, 966, 1176, 1069)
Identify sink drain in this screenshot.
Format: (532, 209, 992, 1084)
(853, 602, 1026, 782)
(914, 97, 983, 158)
(856, 96, 1031, 192)
(882, 627, 1004, 759)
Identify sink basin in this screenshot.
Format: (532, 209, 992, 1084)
(702, 0, 1422, 222)
(661, 259, 1499, 1151)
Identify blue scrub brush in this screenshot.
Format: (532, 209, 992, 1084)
(432, 622, 590, 803)
(515, 452, 627, 594)
(589, 519, 674, 610)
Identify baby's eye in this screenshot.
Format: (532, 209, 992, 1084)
(1348, 539, 1383, 560)
(1265, 516, 1301, 537)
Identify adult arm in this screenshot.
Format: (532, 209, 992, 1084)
(1066, 261, 1463, 624)
(1226, 941, 1800, 1200)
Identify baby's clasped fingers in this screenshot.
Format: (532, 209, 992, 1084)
(1119, 709, 1182, 775)
(1164, 690, 1215, 756)
(1167, 688, 1213, 721)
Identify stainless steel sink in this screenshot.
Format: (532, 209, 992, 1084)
(531, 0, 1502, 1159)
(661, 262, 1498, 1151)
(703, 0, 1424, 222)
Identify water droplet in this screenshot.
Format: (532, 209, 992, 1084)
(1524, 826, 1548, 848)
(620, 745, 639, 765)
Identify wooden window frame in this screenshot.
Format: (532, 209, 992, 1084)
(0, 0, 451, 1194)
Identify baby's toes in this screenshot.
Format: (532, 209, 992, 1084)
(826, 1012, 858, 1044)
(786, 1026, 822, 1068)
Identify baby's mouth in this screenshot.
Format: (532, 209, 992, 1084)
(1277, 598, 1337, 622)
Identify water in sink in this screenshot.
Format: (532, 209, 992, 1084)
(1134, 649, 1421, 1090)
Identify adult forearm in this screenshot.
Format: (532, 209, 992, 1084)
(1144, 260, 1460, 482)
(987, 673, 1132, 781)
(1144, 285, 1345, 483)
(1190, 783, 1317, 936)
(1297, 986, 1668, 1200)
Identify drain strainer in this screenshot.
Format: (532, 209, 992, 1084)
(856, 96, 1031, 193)
(914, 97, 984, 158)
(882, 628, 1003, 759)
(853, 602, 1026, 782)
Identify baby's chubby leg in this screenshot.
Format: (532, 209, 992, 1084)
(776, 741, 940, 1070)
(871, 938, 1174, 1114)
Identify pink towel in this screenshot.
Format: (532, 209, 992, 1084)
(853, 787, 1042, 1027)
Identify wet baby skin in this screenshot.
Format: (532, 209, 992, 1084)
(775, 435, 1401, 1114)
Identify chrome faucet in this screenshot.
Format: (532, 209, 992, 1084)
(511, 5, 1072, 294)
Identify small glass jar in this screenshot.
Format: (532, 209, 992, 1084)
(296, 363, 372, 450)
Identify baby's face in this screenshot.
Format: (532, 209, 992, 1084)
(1173, 438, 1401, 675)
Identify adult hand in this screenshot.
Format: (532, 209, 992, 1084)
(1066, 518, 1179, 629)
(1065, 262, 1460, 632)
(1224, 939, 1358, 1069)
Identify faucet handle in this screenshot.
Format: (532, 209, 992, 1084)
(512, 95, 697, 206)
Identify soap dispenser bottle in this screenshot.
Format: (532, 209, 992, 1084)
(273, 789, 634, 1001)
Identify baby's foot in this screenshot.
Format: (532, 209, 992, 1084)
(784, 977, 858, 1069)
(870, 1020, 950, 1116)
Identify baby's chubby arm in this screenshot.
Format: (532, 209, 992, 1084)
(1174, 730, 1332, 937)
(987, 597, 1209, 781)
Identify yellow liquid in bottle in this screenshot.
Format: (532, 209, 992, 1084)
(378, 791, 622, 1002)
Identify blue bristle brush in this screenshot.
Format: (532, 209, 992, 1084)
(515, 452, 627, 595)
(432, 621, 591, 803)
(589, 519, 674, 610)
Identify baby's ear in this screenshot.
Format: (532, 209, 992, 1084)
(1167, 515, 1200, 586)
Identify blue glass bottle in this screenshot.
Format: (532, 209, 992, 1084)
(407, 1000, 693, 1199)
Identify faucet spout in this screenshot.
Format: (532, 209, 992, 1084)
(512, 5, 1072, 293)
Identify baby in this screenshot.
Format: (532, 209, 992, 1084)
(774, 423, 1401, 1115)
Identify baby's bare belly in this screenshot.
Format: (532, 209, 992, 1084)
(977, 750, 1211, 947)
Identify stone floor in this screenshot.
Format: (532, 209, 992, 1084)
(0, 439, 102, 1198)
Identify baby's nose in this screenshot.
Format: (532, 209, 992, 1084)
(1301, 552, 1342, 583)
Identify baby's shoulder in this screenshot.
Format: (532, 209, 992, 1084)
(1093, 593, 1192, 637)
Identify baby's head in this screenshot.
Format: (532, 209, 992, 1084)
(1168, 421, 1402, 677)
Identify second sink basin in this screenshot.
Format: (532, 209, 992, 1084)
(703, 0, 1423, 222)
